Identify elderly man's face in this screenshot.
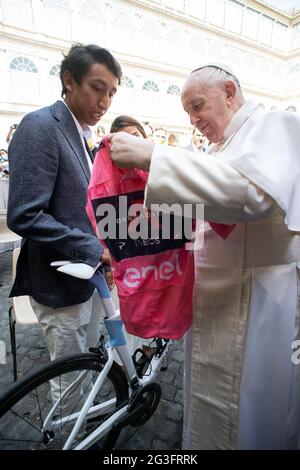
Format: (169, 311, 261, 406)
(182, 79, 236, 143)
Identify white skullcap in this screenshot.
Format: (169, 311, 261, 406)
(192, 62, 239, 80)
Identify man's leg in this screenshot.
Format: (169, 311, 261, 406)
(86, 290, 105, 349)
(30, 296, 94, 403)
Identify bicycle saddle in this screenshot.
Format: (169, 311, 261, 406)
(50, 261, 97, 280)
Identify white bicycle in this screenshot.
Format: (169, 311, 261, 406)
(0, 262, 172, 450)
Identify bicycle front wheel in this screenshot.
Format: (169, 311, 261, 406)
(0, 353, 128, 450)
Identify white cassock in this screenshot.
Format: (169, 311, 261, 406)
(144, 101, 300, 450)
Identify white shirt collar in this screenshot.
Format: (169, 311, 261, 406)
(223, 100, 258, 142)
(209, 101, 259, 154)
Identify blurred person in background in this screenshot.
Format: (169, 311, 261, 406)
(109, 114, 155, 361)
(142, 122, 154, 141)
(0, 149, 9, 181)
(95, 124, 106, 145)
(6, 124, 18, 146)
(167, 133, 179, 147)
(152, 127, 167, 145)
(110, 115, 146, 138)
(185, 126, 207, 152)
(0, 149, 8, 161)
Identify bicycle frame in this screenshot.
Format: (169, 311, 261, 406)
(42, 267, 172, 450)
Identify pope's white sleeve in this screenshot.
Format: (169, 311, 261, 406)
(144, 144, 275, 223)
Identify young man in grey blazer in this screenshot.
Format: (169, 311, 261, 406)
(7, 44, 122, 396)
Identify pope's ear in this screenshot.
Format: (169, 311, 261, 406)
(224, 80, 237, 101)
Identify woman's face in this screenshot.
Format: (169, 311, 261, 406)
(119, 125, 144, 138)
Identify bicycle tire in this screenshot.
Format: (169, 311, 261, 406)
(0, 353, 128, 450)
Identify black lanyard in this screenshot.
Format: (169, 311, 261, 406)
(83, 137, 95, 164)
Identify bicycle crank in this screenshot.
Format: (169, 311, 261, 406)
(128, 383, 161, 426)
(103, 383, 161, 449)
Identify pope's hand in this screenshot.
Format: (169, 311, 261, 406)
(107, 132, 154, 171)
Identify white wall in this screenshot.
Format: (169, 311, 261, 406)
(0, 0, 300, 147)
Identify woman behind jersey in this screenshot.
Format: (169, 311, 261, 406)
(110, 115, 155, 362)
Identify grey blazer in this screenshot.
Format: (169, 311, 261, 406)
(7, 100, 103, 307)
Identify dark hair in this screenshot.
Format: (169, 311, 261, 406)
(60, 44, 122, 97)
(110, 115, 146, 139)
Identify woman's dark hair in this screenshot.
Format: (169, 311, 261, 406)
(110, 115, 147, 139)
(60, 44, 122, 97)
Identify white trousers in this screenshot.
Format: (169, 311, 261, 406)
(30, 290, 104, 402)
(30, 290, 104, 359)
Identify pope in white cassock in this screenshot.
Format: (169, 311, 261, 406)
(108, 64, 300, 450)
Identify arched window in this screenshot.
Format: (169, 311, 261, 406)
(167, 85, 181, 96)
(166, 29, 181, 44)
(1, 0, 34, 29)
(142, 20, 159, 36)
(121, 76, 134, 88)
(139, 20, 160, 60)
(286, 105, 297, 112)
(189, 35, 204, 51)
(80, 0, 102, 20)
(9, 56, 40, 105)
(227, 49, 241, 65)
(142, 80, 159, 93)
(44, 0, 71, 39)
(10, 57, 38, 73)
(288, 63, 300, 74)
(50, 64, 60, 76)
(113, 11, 132, 29)
(44, 0, 69, 8)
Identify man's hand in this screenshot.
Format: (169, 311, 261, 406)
(107, 132, 154, 171)
(100, 249, 115, 291)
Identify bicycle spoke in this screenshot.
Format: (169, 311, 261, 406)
(8, 408, 44, 434)
(54, 370, 95, 434)
(33, 388, 44, 429)
(0, 355, 128, 450)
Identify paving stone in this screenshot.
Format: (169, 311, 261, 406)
(170, 349, 185, 362)
(166, 402, 183, 422)
(19, 356, 35, 372)
(151, 438, 169, 450)
(158, 420, 181, 443)
(160, 369, 176, 384)
(175, 389, 184, 405)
